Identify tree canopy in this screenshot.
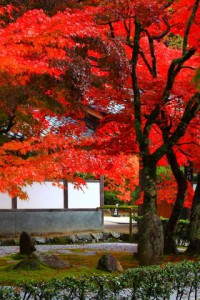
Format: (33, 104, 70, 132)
(0, 0, 199, 203)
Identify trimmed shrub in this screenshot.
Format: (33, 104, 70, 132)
(1, 260, 200, 299)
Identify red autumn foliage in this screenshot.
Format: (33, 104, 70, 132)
(0, 0, 199, 205)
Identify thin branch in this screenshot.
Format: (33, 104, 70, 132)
(139, 50, 156, 77)
(176, 146, 195, 159)
(152, 17, 171, 40)
(183, 0, 200, 55)
(163, 0, 175, 9)
(124, 19, 133, 48)
(97, 18, 120, 26)
(88, 55, 99, 63)
(177, 141, 200, 147)
(140, 29, 157, 77)
(181, 66, 196, 71)
(0, 114, 16, 135)
(124, 19, 131, 39)
(108, 21, 115, 38)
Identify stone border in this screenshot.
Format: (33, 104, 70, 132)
(0, 231, 136, 246)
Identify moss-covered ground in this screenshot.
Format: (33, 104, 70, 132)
(0, 247, 196, 285)
(0, 249, 137, 285)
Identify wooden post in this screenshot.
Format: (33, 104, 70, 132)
(100, 175, 104, 207)
(129, 208, 133, 242)
(12, 197, 17, 209)
(63, 180, 68, 209)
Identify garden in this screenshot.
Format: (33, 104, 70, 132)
(0, 245, 200, 299)
(0, 0, 200, 298)
(0, 244, 199, 299)
(0, 218, 198, 299)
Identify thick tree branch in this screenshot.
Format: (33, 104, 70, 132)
(152, 92, 200, 162)
(131, 19, 144, 149)
(143, 105, 160, 137)
(164, 146, 188, 254)
(169, 93, 200, 143)
(187, 172, 200, 254)
(162, 47, 196, 103)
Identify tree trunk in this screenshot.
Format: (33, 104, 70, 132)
(164, 150, 188, 254)
(187, 173, 200, 255)
(138, 157, 164, 265)
(138, 211, 164, 265)
(142, 157, 157, 213)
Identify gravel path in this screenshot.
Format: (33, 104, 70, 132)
(0, 242, 137, 256)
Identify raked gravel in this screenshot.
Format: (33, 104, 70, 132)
(0, 242, 137, 256)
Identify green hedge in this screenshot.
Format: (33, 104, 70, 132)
(104, 191, 124, 206)
(0, 260, 199, 299)
(161, 218, 190, 247)
(133, 216, 190, 246)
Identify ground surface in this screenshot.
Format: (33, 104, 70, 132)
(104, 216, 137, 234)
(0, 243, 137, 257)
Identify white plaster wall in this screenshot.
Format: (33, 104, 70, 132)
(68, 182, 100, 209)
(17, 182, 64, 209)
(0, 193, 12, 209)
